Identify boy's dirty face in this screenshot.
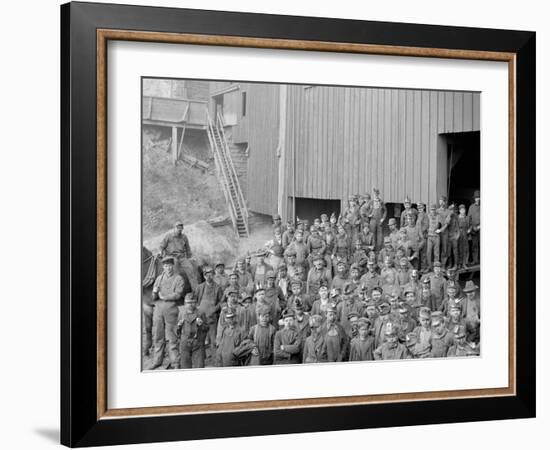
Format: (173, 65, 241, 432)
(283, 317, 294, 328)
(450, 308, 461, 321)
(420, 316, 431, 328)
(359, 326, 369, 339)
(259, 313, 270, 326)
(372, 290, 382, 302)
(365, 306, 377, 318)
(433, 321, 445, 334)
(255, 290, 266, 301)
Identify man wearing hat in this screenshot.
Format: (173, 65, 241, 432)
(216, 309, 247, 367)
(359, 260, 381, 295)
(437, 195, 450, 267)
(247, 306, 276, 365)
(159, 221, 198, 290)
(404, 213, 424, 270)
(429, 311, 455, 358)
(463, 280, 480, 342)
(276, 263, 291, 298)
(234, 258, 254, 294)
(387, 218, 400, 250)
(272, 213, 283, 235)
(377, 237, 396, 270)
(263, 271, 285, 323)
(349, 318, 375, 361)
(427, 261, 446, 307)
(426, 204, 443, 272)
(285, 229, 309, 271)
(239, 291, 257, 335)
(148, 256, 186, 370)
(177, 293, 208, 369)
(457, 204, 472, 269)
(372, 295, 393, 348)
(306, 256, 331, 297)
(251, 252, 273, 288)
(415, 202, 429, 271)
(213, 260, 229, 291)
(273, 309, 302, 364)
(373, 323, 410, 360)
(282, 222, 295, 249)
(337, 284, 364, 331)
(369, 196, 387, 251)
(302, 315, 328, 363)
(286, 278, 312, 313)
(468, 190, 481, 265)
(320, 304, 349, 362)
(217, 289, 244, 343)
(447, 325, 480, 357)
(307, 226, 327, 265)
(400, 196, 418, 228)
(195, 265, 224, 360)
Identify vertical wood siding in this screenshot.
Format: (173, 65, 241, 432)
(278, 86, 479, 213)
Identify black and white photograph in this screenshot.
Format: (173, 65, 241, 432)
(141, 78, 482, 370)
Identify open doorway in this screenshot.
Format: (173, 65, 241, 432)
(441, 131, 480, 206)
(293, 197, 342, 224)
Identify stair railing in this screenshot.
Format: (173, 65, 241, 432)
(206, 111, 239, 237)
(215, 112, 249, 236)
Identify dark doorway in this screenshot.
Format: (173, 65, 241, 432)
(444, 131, 480, 206)
(294, 197, 341, 224)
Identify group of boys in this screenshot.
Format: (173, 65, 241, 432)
(144, 187, 481, 370)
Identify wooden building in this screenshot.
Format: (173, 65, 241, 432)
(208, 81, 480, 223)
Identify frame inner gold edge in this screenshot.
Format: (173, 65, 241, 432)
(95, 28, 517, 420)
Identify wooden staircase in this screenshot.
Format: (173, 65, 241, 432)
(206, 112, 249, 238)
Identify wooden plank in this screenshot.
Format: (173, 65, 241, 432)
(391, 89, 399, 201)
(356, 88, 365, 195)
(171, 126, 178, 165)
(444, 91, 454, 133)
(473, 93, 481, 131)
(421, 91, 430, 203)
(429, 91, 439, 203)
(413, 91, 422, 201)
(372, 89, 380, 194)
(463, 92, 473, 132)
(405, 90, 414, 201)
(383, 89, 391, 199)
(397, 90, 406, 203)
(438, 91, 445, 134)
(365, 88, 373, 195)
(453, 92, 463, 132)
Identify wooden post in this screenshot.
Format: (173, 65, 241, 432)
(277, 85, 287, 220)
(171, 126, 178, 165)
(177, 125, 186, 160)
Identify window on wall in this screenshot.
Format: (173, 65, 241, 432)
(242, 91, 247, 117)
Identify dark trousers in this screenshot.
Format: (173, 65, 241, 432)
(142, 303, 154, 356)
(471, 232, 480, 264)
(151, 301, 180, 368)
(179, 341, 206, 368)
(427, 235, 440, 269)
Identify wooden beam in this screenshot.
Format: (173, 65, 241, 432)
(177, 125, 186, 160)
(171, 126, 178, 165)
(277, 85, 287, 219)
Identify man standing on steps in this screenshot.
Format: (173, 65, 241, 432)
(159, 220, 198, 290)
(147, 256, 186, 370)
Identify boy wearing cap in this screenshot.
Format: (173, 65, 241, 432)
(372, 295, 393, 348)
(457, 204, 472, 269)
(468, 190, 481, 265)
(148, 256, 186, 370)
(251, 252, 273, 288)
(282, 222, 295, 249)
(349, 319, 375, 361)
(437, 196, 450, 267)
(397, 302, 417, 341)
(337, 284, 364, 331)
(293, 302, 311, 358)
(447, 325, 480, 357)
(286, 278, 313, 313)
(196, 266, 224, 359)
(285, 229, 310, 271)
(415, 203, 429, 271)
(410, 307, 433, 358)
(429, 312, 455, 358)
(463, 280, 480, 342)
(216, 310, 247, 367)
(373, 324, 410, 360)
(427, 262, 446, 306)
(239, 292, 257, 335)
(369, 197, 387, 251)
(213, 261, 229, 291)
(359, 260, 380, 295)
(307, 227, 326, 264)
(346, 263, 363, 294)
(223, 272, 243, 302)
(264, 271, 285, 320)
(396, 257, 411, 286)
(320, 304, 349, 362)
(331, 260, 349, 292)
(310, 285, 332, 322)
(273, 310, 302, 364)
(426, 204, 443, 272)
(235, 259, 254, 294)
(400, 196, 418, 228)
(177, 293, 208, 369)
(388, 218, 401, 250)
(247, 307, 276, 365)
(302, 315, 328, 363)
(217, 289, 244, 343)
(377, 237, 396, 270)
(333, 225, 351, 262)
(405, 213, 424, 269)
(306, 257, 332, 297)
(440, 284, 466, 319)
(380, 256, 399, 293)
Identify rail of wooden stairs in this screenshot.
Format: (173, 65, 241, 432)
(206, 112, 249, 238)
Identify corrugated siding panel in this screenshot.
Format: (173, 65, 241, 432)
(245, 84, 279, 215)
(246, 85, 480, 211)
